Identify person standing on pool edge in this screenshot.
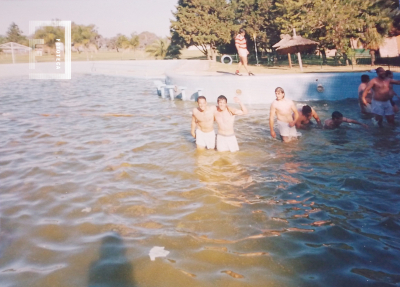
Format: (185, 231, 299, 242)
(362, 67, 400, 126)
(191, 96, 217, 150)
(235, 28, 255, 76)
(214, 95, 248, 152)
(269, 87, 299, 143)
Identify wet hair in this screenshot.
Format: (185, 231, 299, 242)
(361, 74, 370, 83)
(239, 28, 245, 34)
(217, 95, 227, 103)
(302, 105, 312, 115)
(332, 111, 343, 119)
(376, 67, 384, 73)
(385, 70, 393, 77)
(275, 87, 285, 94)
(197, 96, 206, 102)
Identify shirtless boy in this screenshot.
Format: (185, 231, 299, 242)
(295, 105, 322, 129)
(362, 67, 400, 126)
(358, 74, 373, 115)
(269, 87, 299, 142)
(214, 95, 248, 152)
(324, 111, 368, 129)
(191, 96, 217, 150)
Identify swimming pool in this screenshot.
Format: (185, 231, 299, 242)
(1, 74, 400, 287)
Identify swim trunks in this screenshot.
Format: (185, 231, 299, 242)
(277, 120, 297, 137)
(216, 134, 239, 152)
(371, 99, 394, 116)
(196, 129, 216, 149)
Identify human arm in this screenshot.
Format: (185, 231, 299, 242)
(343, 117, 368, 128)
(295, 118, 304, 129)
(191, 114, 196, 138)
(362, 81, 374, 105)
(289, 102, 299, 127)
(312, 108, 322, 127)
(269, 104, 276, 138)
(230, 97, 248, 115)
(390, 79, 400, 85)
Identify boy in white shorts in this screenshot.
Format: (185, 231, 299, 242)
(269, 87, 299, 143)
(214, 95, 248, 152)
(191, 96, 217, 150)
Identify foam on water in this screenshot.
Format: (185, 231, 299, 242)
(1, 75, 400, 287)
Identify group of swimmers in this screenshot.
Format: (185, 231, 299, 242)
(191, 67, 399, 151)
(359, 67, 400, 126)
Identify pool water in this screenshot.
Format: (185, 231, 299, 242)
(1, 74, 400, 287)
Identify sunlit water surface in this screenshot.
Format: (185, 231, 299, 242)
(1, 74, 400, 287)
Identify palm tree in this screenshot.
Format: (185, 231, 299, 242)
(145, 38, 169, 59)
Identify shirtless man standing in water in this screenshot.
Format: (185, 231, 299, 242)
(214, 95, 248, 152)
(191, 96, 217, 150)
(269, 87, 299, 142)
(362, 67, 400, 126)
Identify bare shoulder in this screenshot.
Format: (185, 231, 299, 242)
(270, 100, 277, 108)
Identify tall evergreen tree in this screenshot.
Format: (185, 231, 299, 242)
(171, 0, 235, 60)
(6, 22, 27, 45)
(232, 0, 278, 51)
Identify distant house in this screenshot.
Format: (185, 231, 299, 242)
(350, 36, 400, 57)
(0, 42, 31, 54)
(379, 36, 400, 57)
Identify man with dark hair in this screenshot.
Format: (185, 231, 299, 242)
(295, 105, 322, 129)
(362, 67, 400, 126)
(358, 74, 373, 115)
(234, 28, 254, 76)
(324, 111, 368, 129)
(214, 95, 248, 152)
(191, 96, 217, 150)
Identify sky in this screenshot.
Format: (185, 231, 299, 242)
(0, 0, 178, 38)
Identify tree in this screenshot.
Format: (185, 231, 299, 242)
(171, 0, 235, 60)
(0, 35, 6, 44)
(232, 0, 279, 51)
(145, 38, 170, 59)
(71, 23, 99, 58)
(33, 25, 65, 48)
(6, 22, 28, 45)
(273, 0, 394, 65)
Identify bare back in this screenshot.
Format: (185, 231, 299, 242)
(358, 83, 372, 103)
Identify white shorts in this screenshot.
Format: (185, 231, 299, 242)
(196, 129, 215, 149)
(277, 120, 297, 137)
(371, 99, 394, 116)
(238, 49, 249, 58)
(216, 134, 239, 152)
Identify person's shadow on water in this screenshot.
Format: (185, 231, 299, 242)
(88, 232, 135, 287)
